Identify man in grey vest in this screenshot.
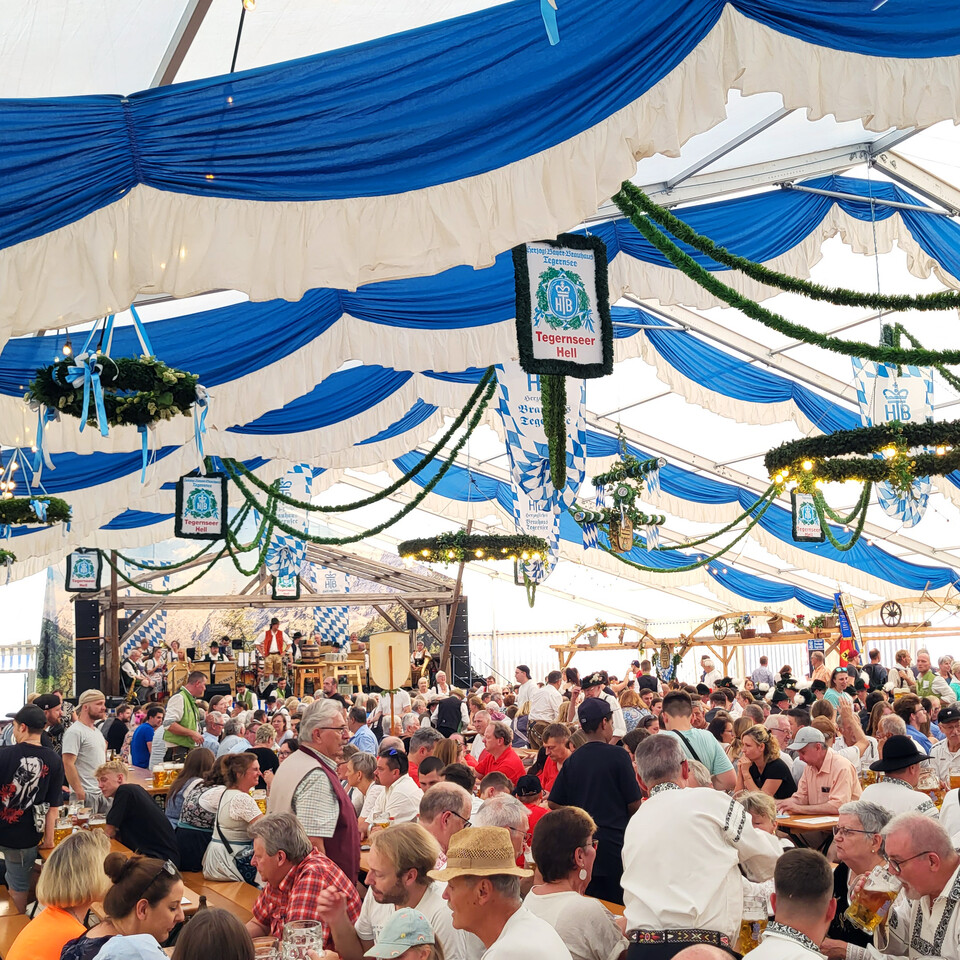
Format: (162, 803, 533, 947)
(268, 697, 360, 882)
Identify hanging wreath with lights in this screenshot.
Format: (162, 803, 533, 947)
(0, 496, 71, 526)
(764, 419, 960, 491)
(26, 354, 199, 429)
(398, 531, 549, 564)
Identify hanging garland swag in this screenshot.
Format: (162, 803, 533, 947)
(26, 354, 199, 427)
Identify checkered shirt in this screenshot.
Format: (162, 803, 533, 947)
(252, 847, 362, 945)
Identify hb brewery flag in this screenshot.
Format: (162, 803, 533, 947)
(263, 463, 314, 594)
(496, 361, 585, 582)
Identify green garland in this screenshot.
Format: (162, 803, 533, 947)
(0, 497, 71, 526)
(592, 453, 663, 488)
(0, 549, 15, 565)
(617, 181, 960, 314)
(813, 484, 872, 552)
(612, 187, 960, 368)
(883, 323, 960, 398)
(540, 373, 567, 490)
(26, 355, 199, 428)
(221, 367, 497, 512)
(397, 532, 549, 564)
(224, 372, 497, 548)
(764, 419, 960, 486)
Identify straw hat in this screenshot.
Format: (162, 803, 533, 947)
(427, 827, 532, 881)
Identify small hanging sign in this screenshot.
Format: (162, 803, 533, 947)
(791, 491, 824, 542)
(513, 233, 613, 378)
(65, 549, 103, 592)
(175, 473, 228, 540)
(271, 574, 300, 600)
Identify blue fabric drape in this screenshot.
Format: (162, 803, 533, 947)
(707, 564, 835, 613)
(2, 0, 960, 250)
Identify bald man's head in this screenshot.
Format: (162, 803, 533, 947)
(674, 947, 738, 960)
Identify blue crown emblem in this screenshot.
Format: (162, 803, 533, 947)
(882, 384, 909, 402)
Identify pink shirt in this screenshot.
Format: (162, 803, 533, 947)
(794, 747, 861, 812)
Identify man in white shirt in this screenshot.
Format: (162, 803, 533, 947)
(700, 656, 722, 688)
(429, 672, 451, 701)
(365, 747, 423, 833)
(513, 666, 536, 712)
(62, 689, 108, 813)
(429, 826, 571, 960)
(622, 735, 781, 954)
(581, 671, 626, 740)
(750, 849, 836, 959)
(470, 711, 491, 762)
(527, 671, 563, 748)
(860, 735, 939, 820)
(931, 703, 960, 786)
(318, 823, 461, 960)
(872, 812, 960, 958)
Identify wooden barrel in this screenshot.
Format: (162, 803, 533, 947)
(300, 644, 322, 664)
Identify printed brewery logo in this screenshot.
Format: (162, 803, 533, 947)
(797, 499, 818, 527)
(535, 267, 592, 332)
(882, 383, 911, 422)
(72, 555, 96, 581)
(185, 485, 218, 521)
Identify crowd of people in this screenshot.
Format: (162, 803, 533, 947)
(4, 643, 960, 959)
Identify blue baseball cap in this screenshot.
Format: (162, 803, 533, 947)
(363, 908, 435, 958)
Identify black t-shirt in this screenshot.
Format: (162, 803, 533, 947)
(828, 861, 873, 947)
(107, 783, 180, 866)
(547, 740, 641, 879)
(106, 719, 129, 754)
(250, 747, 279, 790)
(749, 757, 797, 800)
(636, 675, 659, 694)
(0, 742, 64, 848)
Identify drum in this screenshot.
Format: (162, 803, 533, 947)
(215, 661, 237, 692)
(300, 644, 322, 664)
(241, 667, 258, 687)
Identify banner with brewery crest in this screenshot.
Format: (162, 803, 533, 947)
(175, 472, 228, 540)
(65, 548, 103, 592)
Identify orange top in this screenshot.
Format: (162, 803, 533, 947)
(7, 905, 85, 960)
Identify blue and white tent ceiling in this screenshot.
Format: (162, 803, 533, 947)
(4, 175, 960, 456)
(3, 2, 960, 336)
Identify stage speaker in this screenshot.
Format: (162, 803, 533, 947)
(406, 611, 418, 631)
(449, 598, 471, 690)
(204, 683, 233, 699)
(75, 600, 102, 692)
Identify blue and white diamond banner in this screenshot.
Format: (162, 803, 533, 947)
(264, 464, 313, 582)
(311, 564, 351, 650)
(496, 361, 586, 582)
(851, 358, 933, 527)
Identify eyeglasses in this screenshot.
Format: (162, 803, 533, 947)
(832, 826, 875, 838)
(448, 809, 472, 828)
(317, 725, 349, 735)
(141, 859, 177, 899)
(582, 838, 599, 849)
(882, 847, 934, 874)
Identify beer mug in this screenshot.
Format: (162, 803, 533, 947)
(949, 762, 960, 792)
(152, 765, 165, 789)
(251, 789, 267, 815)
(88, 816, 107, 833)
(54, 819, 73, 846)
(253, 938, 280, 960)
(737, 892, 768, 955)
(918, 769, 945, 808)
(281, 920, 321, 960)
(845, 864, 901, 933)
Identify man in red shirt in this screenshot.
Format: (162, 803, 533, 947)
(475, 721, 525, 785)
(538, 722, 573, 794)
(246, 812, 361, 947)
(260, 617, 286, 684)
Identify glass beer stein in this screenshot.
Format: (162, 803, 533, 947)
(845, 865, 901, 933)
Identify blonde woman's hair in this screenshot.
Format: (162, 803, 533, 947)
(37, 829, 110, 907)
(255, 724, 277, 745)
(742, 723, 780, 761)
(94, 758, 127, 779)
(737, 790, 777, 823)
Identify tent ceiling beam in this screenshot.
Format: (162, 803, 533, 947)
(598, 389, 673, 419)
(767, 309, 894, 357)
(873, 150, 960, 217)
(664, 107, 794, 191)
(781, 182, 949, 216)
(150, 0, 214, 88)
(584, 411, 959, 569)
(591, 143, 876, 218)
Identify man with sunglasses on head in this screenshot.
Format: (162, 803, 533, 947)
(268, 698, 360, 882)
(860, 813, 960, 959)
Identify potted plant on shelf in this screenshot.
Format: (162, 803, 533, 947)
(791, 613, 806, 630)
(808, 614, 826, 636)
(767, 613, 784, 634)
(593, 619, 609, 638)
(733, 614, 756, 639)
(822, 606, 839, 630)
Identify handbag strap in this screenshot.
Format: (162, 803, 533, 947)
(675, 730, 704, 765)
(214, 790, 234, 855)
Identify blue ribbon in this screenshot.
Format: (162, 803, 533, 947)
(138, 425, 149, 482)
(31, 405, 58, 477)
(1, 525, 10, 540)
(67, 354, 108, 437)
(540, 0, 560, 44)
(194, 385, 210, 468)
(29, 498, 48, 522)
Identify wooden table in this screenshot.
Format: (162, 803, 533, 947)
(125, 764, 169, 798)
(40, 836, 133, 861)
(777, 814, 838, 852)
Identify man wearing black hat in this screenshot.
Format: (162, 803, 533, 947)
(29, 693, 62, 751)
(547, 696, 641, 904)
(581, 671, 626, 739)
(261, 616, 286, 686)
(930, 703, 960, 787)
(769, 689, 790, 714)
(0, 705, 64, 912)
(860, 734, 938, 819)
